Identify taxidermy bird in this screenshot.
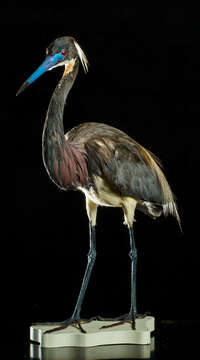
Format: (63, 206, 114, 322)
(16, 36, 181, 334)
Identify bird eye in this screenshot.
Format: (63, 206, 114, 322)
(61, 49, 66, 56)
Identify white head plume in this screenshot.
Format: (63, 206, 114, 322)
(74, 40, 89, 73)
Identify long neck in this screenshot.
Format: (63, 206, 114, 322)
(43, 59, 79, 143)
(42, 59, 80, 187)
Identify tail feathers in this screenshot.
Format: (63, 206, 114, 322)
(136, 201, 163, 219)
(138, 144, 182, 230)
(163, 201, 182, 231)
(137, 200, 182, 231)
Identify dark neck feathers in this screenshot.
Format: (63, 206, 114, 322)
(44, 59, 79, 137)
(42, 59, 88, 189)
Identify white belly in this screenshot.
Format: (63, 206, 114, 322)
(79, 175, 137, 228)
(78, 175, 123, 207)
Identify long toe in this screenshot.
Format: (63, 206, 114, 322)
(98, 312, 149, 330)
(44, 318, 86, 334)
(99, 313, 134, 330)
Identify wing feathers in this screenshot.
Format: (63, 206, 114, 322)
(138, 144, 181, 229)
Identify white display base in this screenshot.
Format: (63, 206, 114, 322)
(30, 317, 154, 348)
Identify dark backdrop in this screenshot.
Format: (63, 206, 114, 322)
(3, 7, 200, 344)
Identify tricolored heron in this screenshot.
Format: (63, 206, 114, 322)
(16, 36, 181, 334)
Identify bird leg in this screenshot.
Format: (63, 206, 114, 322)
(98, 226, 138, 330)
(43, 222, 97, 334)
(129, 226, 137, 328)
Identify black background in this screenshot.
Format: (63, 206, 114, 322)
(3, 7, 200, 357)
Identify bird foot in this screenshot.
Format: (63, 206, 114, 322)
(33, 313, 150, 333)
(95, 312, 150, 330)
(33, 317, 89, 334)
(97, 313, 135, 330)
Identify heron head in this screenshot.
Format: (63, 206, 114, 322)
(16, 36, 88, 96)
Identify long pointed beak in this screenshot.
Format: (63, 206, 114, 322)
(16, 54, 62, 96)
